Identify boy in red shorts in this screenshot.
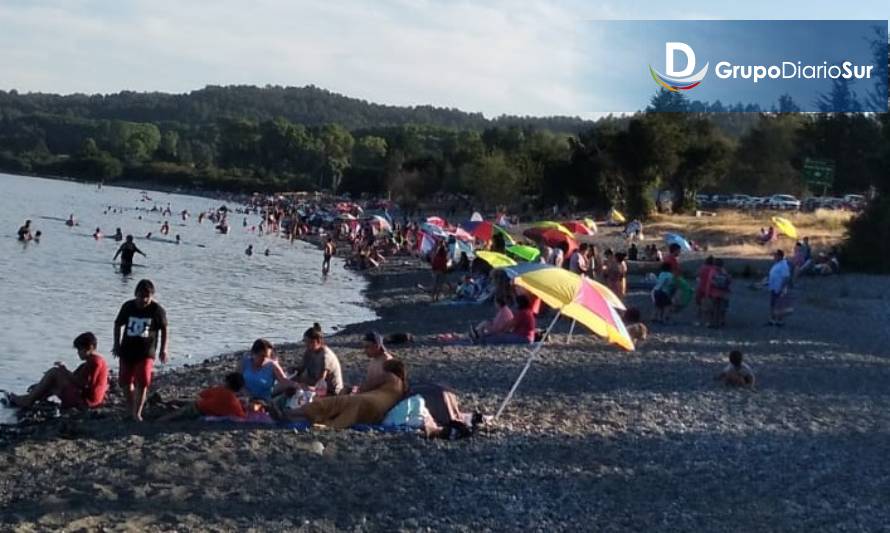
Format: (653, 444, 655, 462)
(7, 332, 108, 409)
(113, 279, 168, 421)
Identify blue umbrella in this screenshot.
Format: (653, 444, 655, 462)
(664, 232, 692, 251)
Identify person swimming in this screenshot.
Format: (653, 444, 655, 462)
(175, 235, 181, 245)
(66, 214, 76, 227)
(245, 245, 253, 256)
(264, 248, 270, 256)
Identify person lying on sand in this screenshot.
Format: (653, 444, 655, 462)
(7, 332, 108, 410)
(157, 372, 246, 422)
(716, 350, 755, 388)
(272, 359, 407, 429)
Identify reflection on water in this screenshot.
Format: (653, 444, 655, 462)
(0, 174, 376, 423)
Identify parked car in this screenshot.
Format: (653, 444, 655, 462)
(843, 194, 866, 211)
(710, 194, 731, 207)
(727, 194, 753, 207)
(768, 194, 801, 211)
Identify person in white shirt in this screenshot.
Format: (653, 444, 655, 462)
(767, 250, 791, 326)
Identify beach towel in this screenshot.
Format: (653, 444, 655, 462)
(200, 416, 422, 433)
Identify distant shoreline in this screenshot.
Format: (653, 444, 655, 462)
(0, 170, 253, 204)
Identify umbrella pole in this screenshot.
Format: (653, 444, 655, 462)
(494, 310, 563, 421)
(567, 319, 576, 344)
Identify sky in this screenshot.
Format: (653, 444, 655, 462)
(1, 0, 889, 118)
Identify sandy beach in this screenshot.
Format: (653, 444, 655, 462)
(2, 244, 890, 531)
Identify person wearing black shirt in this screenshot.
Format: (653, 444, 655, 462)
(113, 235, 146, 275)
(113, 279, 168, 421)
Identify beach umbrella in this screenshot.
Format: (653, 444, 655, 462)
(664, 232, 692, 251)
(493, 225, 515, 245)
(562, 220, 593, 236)
(771, 216, 798, 239)
(476, 251, 517, 269)
(461, 220, 494, 241)
(470, 211, 484, 222)
(529, 221, 574, 237)
(523, 228, 578, 259)
(369, 215, 392, 232)
(451, 227, 475, 242)
(506, 244, 540, 262)
(420, 222, 447, 238)
(494, 263, 634, 419)
(426, 216, 447, 228)
(609, 208, 626, 224)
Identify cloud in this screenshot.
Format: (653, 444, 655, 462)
(0, 0, 621, 117)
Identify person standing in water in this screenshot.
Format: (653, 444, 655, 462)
(245, 245, 253, 256)
(113, 235, 146, 275)
(160, 221, 170, 235)
(16, 220, 32, 241)
(322, 237, 335, 275)
(114, 228, 123, 241)
(113, 279, 168, 421)
(93, 227, 103, 239)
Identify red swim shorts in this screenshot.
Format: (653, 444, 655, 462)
(119, 358, 154, 388)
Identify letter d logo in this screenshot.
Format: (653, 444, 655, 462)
(666, 42, 695, 77)
(649, 42, 709, 92)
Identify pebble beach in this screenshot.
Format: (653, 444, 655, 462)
(2, 249, 890, 531)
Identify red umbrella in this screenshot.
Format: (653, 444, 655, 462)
(524, 228, 578, 258)
(461, 220, 493, 241)
(426, 216, 446, 228)
(562, 221, 593, 236)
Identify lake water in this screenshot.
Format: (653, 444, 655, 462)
(0, 173, 376, 423)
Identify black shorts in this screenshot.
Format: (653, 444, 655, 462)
(654, 290, 671, 309)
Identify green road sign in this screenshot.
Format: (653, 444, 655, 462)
(802, 158, 835, 188)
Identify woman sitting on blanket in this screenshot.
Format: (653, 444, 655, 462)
(240, 339, 296, 402)
(273, 358, 408, 429)
(469, 295, 513, 340)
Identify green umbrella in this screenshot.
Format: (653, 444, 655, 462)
(493, 224, 515, 245)
(506, 244, 540, 262)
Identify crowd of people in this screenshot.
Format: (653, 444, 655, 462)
(11, 193, 845, 437)
(6, 277, 481, 437)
